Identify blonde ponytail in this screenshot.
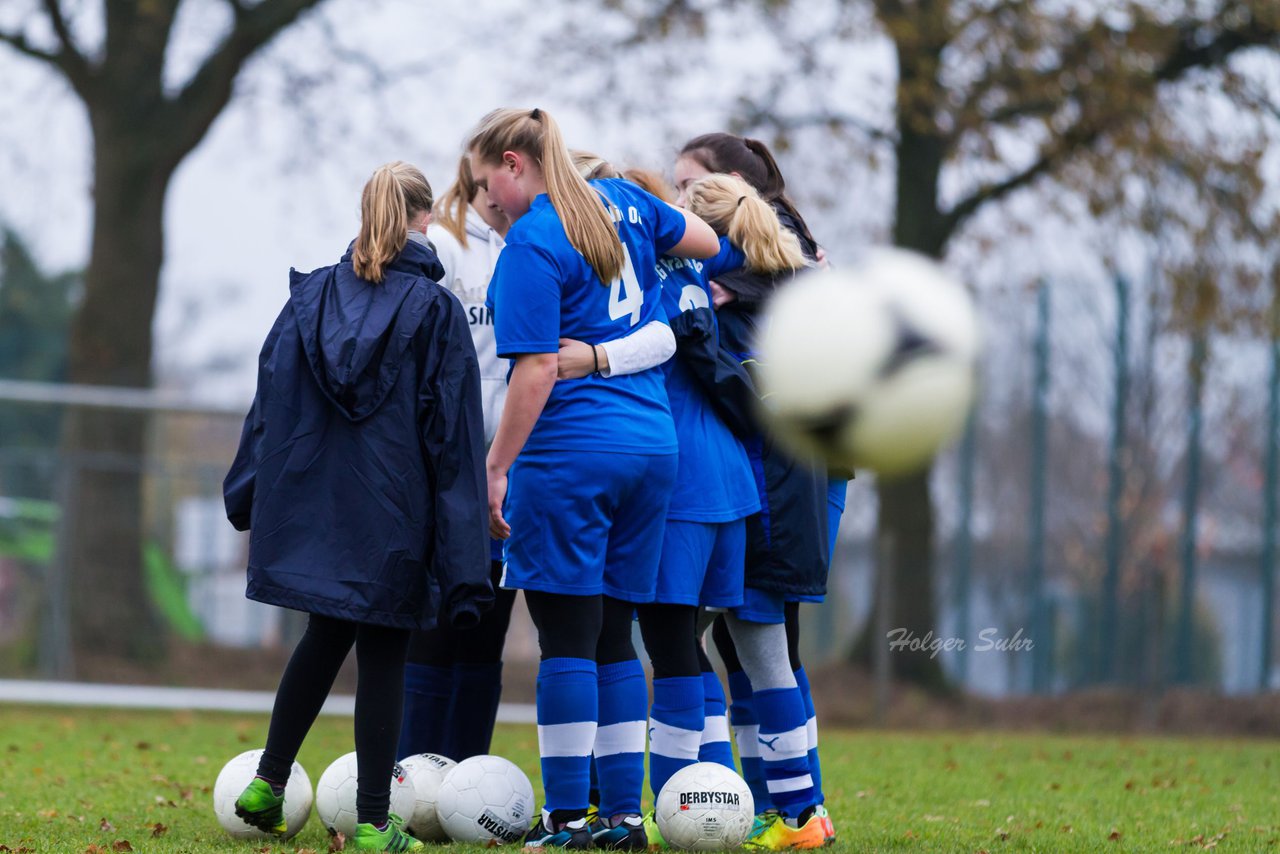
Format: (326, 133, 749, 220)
(352, 161, 434, 283)
(432, 156, 477, 248)
(686, 175, 807, 274)
(572, 149, 620, 181)
(468, 108, 624, 284)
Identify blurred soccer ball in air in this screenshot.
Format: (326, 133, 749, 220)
(212, 749, 312, 839)
(755, 250, 979, 476)
(654, 762, 754, 850)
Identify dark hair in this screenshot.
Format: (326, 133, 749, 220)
(679, 133, 817, 254)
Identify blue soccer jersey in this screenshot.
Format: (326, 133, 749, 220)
(655, 238, 760, 521)
(488, 178, 685, 455)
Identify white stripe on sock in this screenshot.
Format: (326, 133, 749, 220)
(701, 714, 730, 745)
(648, 718, 701, 761)
(756, 725, 809, 761)
(735, 724, 760, 759)
(537, 721, 597, 758)
(593, 720, 646, 757)
(806, 716, 818, 749)
(766, 773, 815, 794)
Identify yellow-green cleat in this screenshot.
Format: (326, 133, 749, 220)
(743, 809, 830, 850)
(352, 813, 424, 851)
(643, 809, 666, 849)
(233, 777, 286, 836)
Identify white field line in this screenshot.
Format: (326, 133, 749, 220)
(0, 679, 537, 723)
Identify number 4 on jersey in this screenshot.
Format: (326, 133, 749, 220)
(608, 244, 644, 326)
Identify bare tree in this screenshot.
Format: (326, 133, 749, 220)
(572, 0, 1280, 689)
(0, 0, 330, 665)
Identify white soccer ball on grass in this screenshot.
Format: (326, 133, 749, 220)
(314, 751, 416, 838)
(655, 762, 754, 850)
(435, 754, 535, 844)
(398, 751, 457, 841)
(212, 748, 312, 840)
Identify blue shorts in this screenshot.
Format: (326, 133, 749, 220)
(731, 586, 786, 624)
(500, 450, 677, 602)
(654, 518, 745, 608)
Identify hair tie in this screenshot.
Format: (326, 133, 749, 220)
(736, 195, 748, 207)
(530, 107, 543, 122)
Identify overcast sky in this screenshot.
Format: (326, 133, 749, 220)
(0, 0, 1272, 436)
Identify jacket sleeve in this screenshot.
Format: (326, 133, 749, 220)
(420, 292, 494, 628)
(668, 307, 760, 439)
(223, 307, 288, 531)
(223, 397, 262, 531)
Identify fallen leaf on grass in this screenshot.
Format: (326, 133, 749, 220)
(36, 809, 57, 819)
(83, 846, 106, 854)
(1060, 825, 1073, 833)
(112, 841, 133, 852)
(328, 831, 346, 851)
(994, 828, 1009, 841)
(1108, 830, 1122, 842)
(150, 823, 168, 838)
(99, 819, 114, 832)
(134, 742, 150, 751)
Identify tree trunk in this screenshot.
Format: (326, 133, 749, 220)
(852, 36, 953, 690)
(61, 122, 171, 665)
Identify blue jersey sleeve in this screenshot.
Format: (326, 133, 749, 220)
(704, 237, 746, 280)
(491, 242, 562, 356)
(650, 197, 689, 255)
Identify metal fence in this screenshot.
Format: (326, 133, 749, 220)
(0, 270, 1275, 697)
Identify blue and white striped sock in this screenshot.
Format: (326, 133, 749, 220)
(727, 670, 771, 811)
(536, 657, 597, 814)
(752, 685, 814, 818)
(594, 660, 647, 816)
(698, 670, 735, 770)
(648, 675, 703, 799)
(793, 666, 823, 804)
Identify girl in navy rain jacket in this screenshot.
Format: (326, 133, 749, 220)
(223, 161, 491, 853)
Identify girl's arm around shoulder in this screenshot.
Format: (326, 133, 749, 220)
(668, 208, 719, 259)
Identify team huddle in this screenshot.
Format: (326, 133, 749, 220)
(223, 107, 844, 853)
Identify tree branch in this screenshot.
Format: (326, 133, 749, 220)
(0, 28, 61, 66)
(166, 0, 328, 161)
(942, 125, 1101, 235)
(740, 106, 898, 145)
(41, 0, 82, 62)
(1156, 12, 1280, 82)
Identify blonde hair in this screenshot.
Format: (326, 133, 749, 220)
(433, 156, 478, 248)
(351, 161, 434, 283)
(572, 150, 620, 181)
(686, 175, 807, 274)
(571, 155, 676, 206)
(622, 168, 675, 204)
(468, 108, 624, 284)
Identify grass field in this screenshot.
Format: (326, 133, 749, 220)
(0, 705, 1277, 853)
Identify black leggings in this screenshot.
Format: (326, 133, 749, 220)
(711, 602, 804, 675)
(524, 591, 637, 664)
(257, 613, 410, 826)
(407, 560, 516, 666)
(638, 603, 700, 680)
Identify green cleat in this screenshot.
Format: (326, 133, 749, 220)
(642, 809, 666, 849)
(352, 813, 424, 851)
(233, 777, 286, 836)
